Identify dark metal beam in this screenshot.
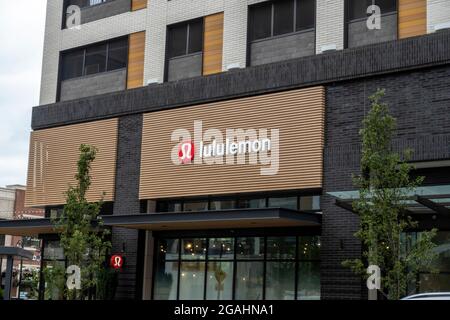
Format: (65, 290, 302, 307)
(335, 199, 356, 213)
(415, 196, 450, 216)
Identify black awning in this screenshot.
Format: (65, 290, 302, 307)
(0, 208, 321, 236)
(0, 218, 56, 236)
(102, 208, 321, 231)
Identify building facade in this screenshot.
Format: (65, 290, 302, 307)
(0, 0, 450, 300)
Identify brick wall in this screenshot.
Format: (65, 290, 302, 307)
(322, 65, 450, 299)
(112, 114, 143, 299)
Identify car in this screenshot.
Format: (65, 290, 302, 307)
(402, 292, 450, 300)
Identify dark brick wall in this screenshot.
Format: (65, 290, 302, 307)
(322, 65, 450, 300)
(32, 29, 450, 130)
(112, 114, 143, 300)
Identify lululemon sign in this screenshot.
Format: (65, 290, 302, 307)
(171, 120, 280, 175)
(178, 141, 195, 164)
(110, 255, 124, 270)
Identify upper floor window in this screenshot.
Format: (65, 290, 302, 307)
(347, 0, 397, 21)
(249, 0, 315, 41)
(61, 38, 128, 81)
(167, 19, 203, 58)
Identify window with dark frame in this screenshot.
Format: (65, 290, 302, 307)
(153, 235, 321, 300)
(167, 19, 204, 59)
(61, 37, 128, 81)
(151, 193, 321, 213)
(347, 0, 397, 21)
(249, 0, 316, 42)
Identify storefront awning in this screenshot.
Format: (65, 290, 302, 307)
(328, 185, 450, 217)
(0, 218, 57, 236)
(101, 208, 321, 231)
(0, 208, 321, 236)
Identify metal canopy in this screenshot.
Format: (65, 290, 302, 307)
(102, 208, 322, 231)
(328, 185, 450, 216)
(0, 208, 322, 236)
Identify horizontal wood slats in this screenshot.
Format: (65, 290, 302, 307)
(203, 12, 224, 76)
(127, 32, 146, 89)
(399, 0, 427, 39)
(140, 87, 325, 199)
(25, 119, 118, 207)
(132, 0, 147, 11)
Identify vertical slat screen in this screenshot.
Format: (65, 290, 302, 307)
(203, 12, 224, 76)
(139, 87, 325, 199)
(399, 0, 427, 39)
(127, 31, 146, 89)
(25, 119, 118, 207)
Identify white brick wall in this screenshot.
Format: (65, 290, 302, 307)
(316, 0, 344, 54)
(40, 1, 147, 104)
(427, 0, 450, 33)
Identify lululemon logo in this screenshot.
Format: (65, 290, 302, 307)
(179, 141, 195, 164)
(110, 255, 124, 269)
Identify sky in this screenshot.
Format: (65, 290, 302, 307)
(0, 0, 47, 187)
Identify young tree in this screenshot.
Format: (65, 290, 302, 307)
(48, 144, 111, 300)
(343, 89, 438, 300)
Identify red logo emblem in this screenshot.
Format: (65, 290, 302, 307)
(110, 255, 124, 269)
(178, 141, 195, 164)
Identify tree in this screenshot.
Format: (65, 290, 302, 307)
(343, 89, 438, 300)
(46, 144, 111, 300)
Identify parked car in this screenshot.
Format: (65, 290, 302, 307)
(402, 292, 450, 300)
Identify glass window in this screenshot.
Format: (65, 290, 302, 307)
(268, 196, 298, 210)
(238, 198, 266, 209)
(107, 38, 128, 71)
(208, 238, 234, 260)
(183, 200, 209, 212)
(249, 4, 272, 41)
(188, 20, 203, 54)
(299, 196, 321, 211)
(273, 0, 295, 36)
(296, 0, 315, 31)
(348, 0, 396, 21)
(298, 236, 321, 260)
(154, 261, 179, 300)
(168, 24, 187, 58)
(179, 261, 205, 300)
(0, 234, 5, 246)
(156, 201, 182, 213)
(236, 237, 265, 260)
(43, 240, 64, 260)
(265, 262, 296, 300)
(297, 261, 320, 300)
(61, 50, 84, 80)
(84, 43, 106, 75)
(235, 261, 264, 300)
(157, 238, 179, 260)
(267, 236, 297, 259)
(210, 199, 236, 211)
(181, 238, 207, 260)
(206, 261, 233, 300)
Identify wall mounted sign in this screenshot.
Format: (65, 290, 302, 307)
(110, 255, 124, 269)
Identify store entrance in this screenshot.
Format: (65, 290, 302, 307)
(152, 230, 321, 300)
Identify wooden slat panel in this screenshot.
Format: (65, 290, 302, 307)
(399, 0, 427, 39)
(132, 0, 147, 11)
(203, 12, 224, 76)
(25, 119, 118, 207)
(140, 87, 325, 199)
(127, 31, 146, 89)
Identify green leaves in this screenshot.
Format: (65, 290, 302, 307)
(47, 144, 112, 300)
(343, 89, 438, 300)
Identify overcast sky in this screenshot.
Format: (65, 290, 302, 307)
(0, 0, 47, 187)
